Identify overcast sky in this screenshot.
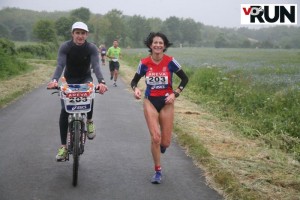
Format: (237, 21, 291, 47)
(0, 0, 299, 28)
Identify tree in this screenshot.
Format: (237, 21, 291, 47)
(89, 14, 110, 45)
(147, 18, 163, 32)
(103, 9, 126, 45)
(241, 39, 251, 48)
(11, 25, 27, 41)
(0, 23, 10, 39)
(180, 18, 201, 46)
(70, 7, 91, 22)
(126, 15, 151, 48)
(215, 33, 228, 48)
(260, 40, 274, 48)
(161, 16, 182, 46)
(33, 20, 57, 43)
(55, 17, 73, 40)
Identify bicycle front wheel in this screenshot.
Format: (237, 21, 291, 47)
(72, 120, 80, 186)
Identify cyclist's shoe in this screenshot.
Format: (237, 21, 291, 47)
(160, 145, 167, 154)
(86, 121, 96, 140)
(151, 170, 162, 184)
(56, 147, 68, 162)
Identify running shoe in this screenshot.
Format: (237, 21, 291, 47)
(110, 76, 113, 80)
(56, 147, 68, 161)
(86, 121, 96, 140)
(151, 170, 162, 184)
(113, 82, 117, 87)
(160, 145, 167, 154)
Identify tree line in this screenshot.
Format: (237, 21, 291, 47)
(0, 7, 299, 49)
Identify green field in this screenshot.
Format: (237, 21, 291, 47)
(123, 47, 300, 159)
(124, 47, 300, 85)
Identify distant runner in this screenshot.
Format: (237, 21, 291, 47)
(99, 44, 106, 65)
(107, 39, 121, 87)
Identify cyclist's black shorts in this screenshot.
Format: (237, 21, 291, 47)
(109, 61, 120, 72)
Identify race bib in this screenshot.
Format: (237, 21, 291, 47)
(146, 72, 168, 87)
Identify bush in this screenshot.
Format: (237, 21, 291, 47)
(0, 41, 29, 80)
(0, 38, 17, 55)
(17, 42, 57, 59)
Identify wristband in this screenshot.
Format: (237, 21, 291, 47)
(99, 80, 106, 84)
(173, 91, 180, 98)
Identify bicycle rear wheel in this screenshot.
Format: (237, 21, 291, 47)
(72, 120, 80, 186)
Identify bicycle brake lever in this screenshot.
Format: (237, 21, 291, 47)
(51, 91, 59, 95)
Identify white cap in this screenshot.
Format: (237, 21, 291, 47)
(71, 22, 89, 32)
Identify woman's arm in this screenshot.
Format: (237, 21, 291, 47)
(175, 69, 189, 92)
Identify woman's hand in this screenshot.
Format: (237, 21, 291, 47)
(165, 93, 176, 104)
(133, 88, 142, 99)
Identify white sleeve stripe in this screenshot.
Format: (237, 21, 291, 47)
(137, 61, 142, 74)
(172, 58, 182, 69)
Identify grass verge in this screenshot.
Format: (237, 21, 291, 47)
(0, 59, 55, 109)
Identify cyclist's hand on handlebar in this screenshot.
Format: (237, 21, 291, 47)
(96, 83, 108, 94)
(47, 80, 58, 89)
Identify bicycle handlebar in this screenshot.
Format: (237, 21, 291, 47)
(47, 86, 100, 94)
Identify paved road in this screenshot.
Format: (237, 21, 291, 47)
(0, 66, 223, 200)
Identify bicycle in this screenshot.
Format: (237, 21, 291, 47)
(50, 81, 96, 186)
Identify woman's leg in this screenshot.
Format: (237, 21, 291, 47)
(143, 99, 161, 168)
(159, 103, 174, 149)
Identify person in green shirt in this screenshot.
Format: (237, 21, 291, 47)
(106, 39, 122, 87)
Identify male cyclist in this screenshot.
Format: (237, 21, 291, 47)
(47, 22, 107, 161)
